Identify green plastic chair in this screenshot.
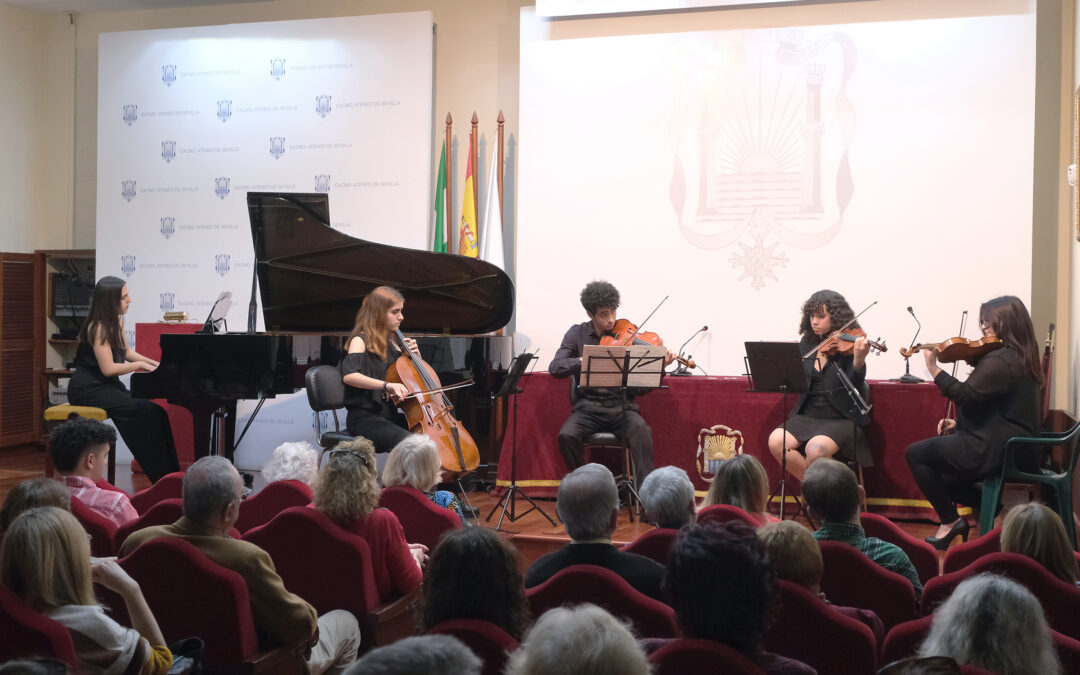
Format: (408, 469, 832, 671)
(979, 421, 1080, 550)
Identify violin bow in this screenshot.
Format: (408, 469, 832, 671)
(802, 300, 878, 360)
(940, 310, 967, 434)
(399, 379, 475, 401)
(618, 295, 669, 343)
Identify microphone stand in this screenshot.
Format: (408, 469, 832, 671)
(671, 325, 707, 376)
(896, 306, 924, 383)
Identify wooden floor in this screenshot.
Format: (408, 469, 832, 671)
(2, 444, 951, 575)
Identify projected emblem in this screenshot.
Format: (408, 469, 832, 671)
(669, 30, 857, 289)
(122, 104, 138, 126)
(214, 254, 231, 277)
(161, 140, 176, 163)
(314, 174, 331, 193)
(161, 64, 177, 87)
(695, 425, 743, 483)
(217, 100, 232, 123)
(160, 217, 175, 240)
(269, 137, 285, 160)
(214, 177, 230, 200)
(120, 255, 136, 278)
(159, 292, 175, 312)
(121, 180, 136, 203)
(270, 58, 286, 81)
(315, 95, 332, 119)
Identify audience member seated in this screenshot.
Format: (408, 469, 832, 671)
(0, 507, 171, 674)
(382, 435, 469, 524)
(0, 478, 70, 533)
(262, 441, 319, 486)
(1000, 502, 1078, 586)
(918, 573, 1059, 675)
(638, 465, 696, 530)
(343, 634, 481, 675)
(524, 463, 666, 602)
(505, 604, 650, 675)
(702, 454, 779, 526)
(49, 418, 137, 527)
(119, 456, 360, 674)
(662, 520, 815, 675)
(312, 437, 423, 601)
(802, 458, 922, 596)
(758, 519, 885, 645)
(420, 526, 530, 641)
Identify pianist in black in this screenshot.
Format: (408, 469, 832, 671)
(66, 276, 180, 483)
(341, 286, 422, 453)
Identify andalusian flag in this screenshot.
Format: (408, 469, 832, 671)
(432, 142, 447, 253)
(458, 133, 479, 258)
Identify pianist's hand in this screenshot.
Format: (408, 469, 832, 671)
(133, 361, 156, 373)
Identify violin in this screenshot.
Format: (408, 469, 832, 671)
(817, 327, 888, 357)
(899, 336, 1002, 364)
(385, 329, 480, 477)
(600, 318, 696, 370)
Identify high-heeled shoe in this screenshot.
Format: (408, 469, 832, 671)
(925, 519, 970, 551)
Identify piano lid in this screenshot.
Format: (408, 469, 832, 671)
(247, 192, 515, 334)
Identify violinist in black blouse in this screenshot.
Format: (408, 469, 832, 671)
(906, 296, 1041, 550)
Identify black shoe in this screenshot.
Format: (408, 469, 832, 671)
(925, 519, 970, 551)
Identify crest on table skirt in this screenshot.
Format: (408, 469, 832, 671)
(696, 424, 744, 482)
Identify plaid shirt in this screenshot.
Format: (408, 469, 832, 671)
(813, 521, 923, 596)
(64, 476, 139, 527)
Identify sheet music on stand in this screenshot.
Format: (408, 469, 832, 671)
(580, 344, 666, 391)
(200, 291, 233, 334)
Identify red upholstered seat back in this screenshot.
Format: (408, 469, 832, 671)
(941, 527, 1001, 574)
(860, 512, 939, 584)
(1053, 630, 1080, 675)
(881, 614, 933, 665)
(765, 580, 877, 675)
(426, 619, 520, 675)
(0, 583, 79, 669)
(129, 471, 185, 515)
(620, 528, 679, 565)
(69, 497, 117, 557)
(921, 552, 1080, 640)
(696, 504, 760, 528)
(114, 498, 183, 550)
(818, 540, 918, 631)
(234, 480, 313, 534)
(525, 564, 679, 639)
(377, 485, 461, 550)
(94, 478, 130, 497)
(243, 506, 379, 616)
(119, 536, 259, 666)
(648, 637, 767, 675)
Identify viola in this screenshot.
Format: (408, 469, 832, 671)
(817, 327, 888, 357)
(385, 329, 480, 477)
(600, 318, 696, 370)
(899, 336, 1002, 364)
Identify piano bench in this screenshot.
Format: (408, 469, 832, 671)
(43, 405, 113, 483)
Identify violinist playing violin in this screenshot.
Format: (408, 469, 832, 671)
(905, 296, 1042, 550)
(341, 286, 420, 453)
(767, 290, 874, 481)
(548, 281, 675, 489)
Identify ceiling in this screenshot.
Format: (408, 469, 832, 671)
(4, 0, 272, 15)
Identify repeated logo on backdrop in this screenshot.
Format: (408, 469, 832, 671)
(121, 180, 137, 202)
(269, 137, 286, 160)
(214, 177, 231, 199)
(159, 292, 175, 312)
(315, 95, 332, 118)
(161, 140, 176, 163)
(270, 59, 286, 81)
(214, 254, 231, 277)
(123, 104, 138, 126)
(161, 64, 177, 87)
(217, 100, 232, 122)
(314, 175, 330, 193)
(120, 255, 136, 278)
(160, 217, 175, 239)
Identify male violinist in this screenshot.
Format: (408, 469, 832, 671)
(548, 280, 675, 489)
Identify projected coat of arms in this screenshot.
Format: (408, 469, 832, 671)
(668, 30, 857, 289)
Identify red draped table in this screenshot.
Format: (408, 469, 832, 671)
(495, 373, 949, 520)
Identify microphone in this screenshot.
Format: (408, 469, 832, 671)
(898, 306, 924, 383)
(671, 325, 707, 376)
(906, 307, 921, 350)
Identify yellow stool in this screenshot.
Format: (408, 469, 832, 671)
(43, 405, 113, 484)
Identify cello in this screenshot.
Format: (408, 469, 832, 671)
(385, 329, 480, 477)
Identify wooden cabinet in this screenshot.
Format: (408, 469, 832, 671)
(0, 253, 40, 447)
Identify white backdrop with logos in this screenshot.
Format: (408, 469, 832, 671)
(96, 12, 434, 470)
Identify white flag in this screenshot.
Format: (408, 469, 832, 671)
(480, 145, 505, 270)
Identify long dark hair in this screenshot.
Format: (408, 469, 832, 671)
(979, 296, 1042, 384)
(420, 527, 530, 640)
(347, 286, 403, 361)
(77, 276, 125, 350)
(798, 289, 858, 339)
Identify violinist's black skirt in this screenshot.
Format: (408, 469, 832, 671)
(783, 414, 873, 468)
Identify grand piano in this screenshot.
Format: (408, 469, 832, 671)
(131, 192, 515, 476)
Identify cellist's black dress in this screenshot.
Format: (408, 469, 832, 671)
(342, 336, 411, 453)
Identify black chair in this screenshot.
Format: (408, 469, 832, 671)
(568, 374, 639, 521)
(305, 364, 354, 460)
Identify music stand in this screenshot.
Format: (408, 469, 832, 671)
(744, 341, 811, 522)
(486, 352, 556, 532)
(199, 291, 233, 334)
(580, 344, 666, 517)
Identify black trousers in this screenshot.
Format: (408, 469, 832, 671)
(67, 380, 180, 483)
(346, 411, 411, 454)
(905, 436, 984, 524)
(557, 400, 654, 488)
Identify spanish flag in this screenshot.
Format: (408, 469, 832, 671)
(458, 133, 479, 258)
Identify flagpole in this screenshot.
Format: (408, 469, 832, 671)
(471, 111, 479, 218)
(497, 110, 504, 217)
(445, 112, 453, 253)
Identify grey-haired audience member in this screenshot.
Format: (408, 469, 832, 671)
(638, 465, 696, 530)
(343, 635, 481, 675)
(262, 441, 319, 485)
(919, 573, 1059, 675)
(504, 604, 651, 675)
